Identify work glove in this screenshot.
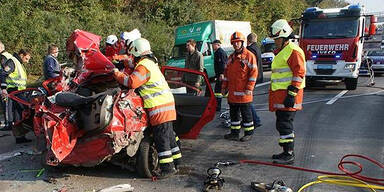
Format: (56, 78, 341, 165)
(283, 85, 299, 108)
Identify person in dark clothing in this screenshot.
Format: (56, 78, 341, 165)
(212, 40, 227, 112)
(246, 33, 262, 128)
(247, 33, 263, 83)
(184, 39, 204, 95)
(0, 49, 31, 144)
(43, 44, 60, 79)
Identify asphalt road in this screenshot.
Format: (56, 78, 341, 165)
(0, 72, 384, 192)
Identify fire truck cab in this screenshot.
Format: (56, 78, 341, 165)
(299, 4, 376, 90)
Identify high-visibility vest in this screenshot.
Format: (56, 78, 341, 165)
(135, 58, 174, 109)
(1, 51, 13, 62)
(5, 56, 27, 90)
(271, 42, 305, 91)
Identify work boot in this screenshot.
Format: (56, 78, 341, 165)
(173, 158, 181, 171)
(156, 163, 178, 179)
(16, 136, 32, 144)
(0, 124, 12, 131)
(272, 151, 294, 165)
(224, 132, 239, 141)
(240, 132, 253, 142)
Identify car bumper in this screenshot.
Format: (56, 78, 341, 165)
(306, 60, 359, 79)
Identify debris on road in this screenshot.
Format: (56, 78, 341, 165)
(98, 184, 134, 192)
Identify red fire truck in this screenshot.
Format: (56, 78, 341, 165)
(299, 4, 376, 90)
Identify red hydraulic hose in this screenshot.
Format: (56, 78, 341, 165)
(240, 154, 384, 186)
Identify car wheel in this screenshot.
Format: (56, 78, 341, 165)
(345, 78, 358, 90)
(136, 137, 158, 178)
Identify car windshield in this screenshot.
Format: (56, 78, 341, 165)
(262, 43, 276, 53)
(367, 50, 384, 56)
(171, 41, 203, 59)
(302, 18, 359, 39)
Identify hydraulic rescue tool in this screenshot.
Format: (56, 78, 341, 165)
(203, 161, 235, 191)
(251, 180, 293, 192)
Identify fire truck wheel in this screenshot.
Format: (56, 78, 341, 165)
(345, 78, 358, 90)
(136, 137, 159, 178)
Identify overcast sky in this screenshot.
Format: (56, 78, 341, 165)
(346, 0, 384, 13)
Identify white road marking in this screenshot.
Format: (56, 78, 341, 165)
(255, 81, 271, 88)
(0, 148, 29, 161)
(326, 90, 349, 105)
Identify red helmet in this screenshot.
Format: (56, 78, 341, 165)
(230, 31, 245, 44)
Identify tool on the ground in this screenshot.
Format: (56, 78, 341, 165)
(202, 161, 236, 192)
(19, 168, 45, 177)
(251, 180, 293, 192)
(241, 154, 384, 191)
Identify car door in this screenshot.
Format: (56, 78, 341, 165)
(161, 66, 216, 139)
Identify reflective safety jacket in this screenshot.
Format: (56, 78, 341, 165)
(4, 55, 27, 90)
(222, 47, 258, 103)
(269, 42, 306, 111)
(114, 58, 176, 126)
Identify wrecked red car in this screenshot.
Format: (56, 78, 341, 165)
(8, 29, 216, 178)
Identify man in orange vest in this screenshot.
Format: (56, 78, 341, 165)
(269, 19, 306, 164)
(221, 31, 258, 142)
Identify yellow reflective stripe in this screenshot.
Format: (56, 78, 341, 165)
(279, 139, 294, 143)
(288, 90, 297, 96)
(159, 157, 174, 164)
(243, 126, 254, 131)
(231, 125, 241, 130)
(175, 136, 179, 142)
(172, 153, 182, 160)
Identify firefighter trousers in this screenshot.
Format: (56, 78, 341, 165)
(153, 121, 182, 165)
(229, 103, 254, 135)
(276, 110, 296, 152)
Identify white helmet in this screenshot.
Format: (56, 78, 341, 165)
(270, 19, 293, 39)
(124, 29, 141, 47)
(106, 35, 118, 45)
(128, 38, 152, 57)
(120, 31, 129, 41)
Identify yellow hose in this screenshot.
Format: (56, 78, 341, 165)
(298, 175, 384, 192)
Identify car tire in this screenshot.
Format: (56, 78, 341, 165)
(136, 137, 158, 178)
(305, 78, 313, 88)
(345, 78, 358, 90)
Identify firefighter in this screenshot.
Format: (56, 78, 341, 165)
(269, 19, 306, 164)
(222, 32, 258, 142)
(105, 34, 119, 59)
(0, 49, 31, 143)
(112, 38, 181, 178)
